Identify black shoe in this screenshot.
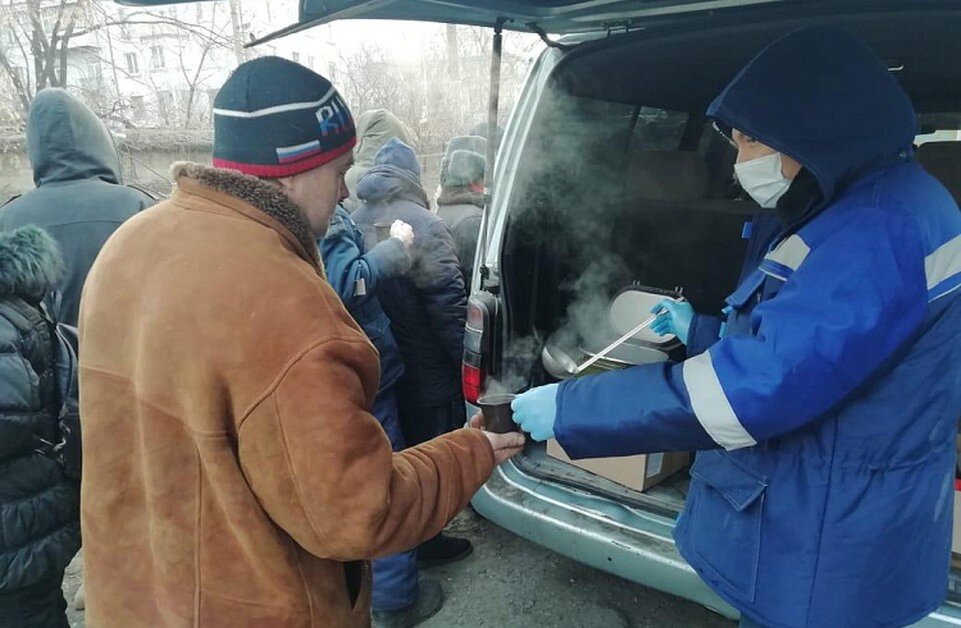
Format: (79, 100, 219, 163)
(371, 578, 444, 627)
(417, 533, 473, 568)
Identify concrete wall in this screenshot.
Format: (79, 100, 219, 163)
(0, 145, 213, 202)
(2, 146, 448, 205)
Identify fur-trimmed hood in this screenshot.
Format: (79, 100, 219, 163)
(0, 225, 64, 302)
(170, 162, 321, 267)
(437, 187, 483, 209)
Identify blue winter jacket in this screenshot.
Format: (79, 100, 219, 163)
(553, 27, 961, 627)
(320, 206, 409, 393)
(352, 139, 468, 408)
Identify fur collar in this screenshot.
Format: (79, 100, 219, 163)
(437, 187, 484, 209)
(0, 226, 64, 302)
(171, 162, 320, 267)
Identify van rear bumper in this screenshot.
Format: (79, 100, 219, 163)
(471, 459, 738, 619)
(472, 459, 961, 626)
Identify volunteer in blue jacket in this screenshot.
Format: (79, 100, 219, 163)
(513, 26, 961, 628)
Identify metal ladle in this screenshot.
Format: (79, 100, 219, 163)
(541, 312, 660, 380)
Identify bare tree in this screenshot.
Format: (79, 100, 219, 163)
(0, 0, 89, 113)
(335, 26, 536, 154)
(0, 0, 240, 124)
(176, 3, 229, 128)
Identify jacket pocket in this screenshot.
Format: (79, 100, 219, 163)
(687, 450, 767, 601)
(723, 270, 765, 337)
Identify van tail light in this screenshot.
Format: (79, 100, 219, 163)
(462, 360, 483, 404)
(462, 293, 498, 404)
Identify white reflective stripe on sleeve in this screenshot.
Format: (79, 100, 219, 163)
(682, 352, 757, 450)
(764, 234, 811, 272)
(213, 86, 337, 118)
(925, 234, 961, 290)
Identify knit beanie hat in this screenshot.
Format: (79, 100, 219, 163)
(442, 150, 486, 188)
(440, 135, 486, 187)
(212, 56, 355, 177)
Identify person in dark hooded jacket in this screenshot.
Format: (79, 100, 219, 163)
(0, 225, 81, 627)
(512, 27, 961, 628)
(436, 136, 486, 291)
(321, 209, 450, 625)
(352, 138, 474, 567)
(0, 88, 155, 326)
(343, 109, 414, 213)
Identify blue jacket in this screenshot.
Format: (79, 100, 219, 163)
(352, 139, 467, 408)
(554, 27, 961, 627)
(320, 206, 409, 393)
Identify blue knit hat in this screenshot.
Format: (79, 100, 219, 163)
(212, 56, 355, 177)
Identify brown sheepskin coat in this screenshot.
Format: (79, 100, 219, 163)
(78, 163, 494, 627)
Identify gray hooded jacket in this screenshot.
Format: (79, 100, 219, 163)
(0, 89, 155, 325)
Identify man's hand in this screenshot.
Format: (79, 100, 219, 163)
(470, 412, 525, 465)
(390, 220, 414, 248)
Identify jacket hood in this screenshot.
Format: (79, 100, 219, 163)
(345, 109, 413, 195)
(708, 26, 916, 203)
(356, 138, 429, 208)
(0, 226, 64, 302)
(27, 88, 122, 187)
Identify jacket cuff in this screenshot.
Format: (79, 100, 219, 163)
(687, 313, 723, 357)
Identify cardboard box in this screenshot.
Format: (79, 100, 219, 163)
(546, 439, 690, 492)
(953, 492, 961, 556)
(953, 432, 961, 557)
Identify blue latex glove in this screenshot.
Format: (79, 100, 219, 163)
(511, 383, 559, 441)
(650, 299, 694, 345)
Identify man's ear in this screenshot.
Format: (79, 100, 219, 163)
(272, 175, 296, 194)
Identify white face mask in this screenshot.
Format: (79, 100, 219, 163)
(734, 152, 793, 208)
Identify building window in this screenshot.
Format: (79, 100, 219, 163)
(307, 55, 315, 70)
(150, 46, 166, 70)
(292, 52, 300, 64)
(130, 95, 146, 119)
(124, 52, 139, 75)
(83, 60, 103, 83)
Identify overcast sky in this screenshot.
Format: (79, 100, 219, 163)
(268, 16, 541, 63)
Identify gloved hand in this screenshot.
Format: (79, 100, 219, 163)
(390, 220, 414, 248)
(511, 383, 559, 441)
(650, 299, 694, 345)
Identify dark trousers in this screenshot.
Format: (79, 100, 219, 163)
(370, 388, 418, 611)
(398, 396, 467, 447)
(0, 572, 68, 628)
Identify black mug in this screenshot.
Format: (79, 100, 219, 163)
(477, 393, 518, 434)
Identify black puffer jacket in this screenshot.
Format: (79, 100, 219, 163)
(0, 226, 80, 593)
(352, 139, 467, 408)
